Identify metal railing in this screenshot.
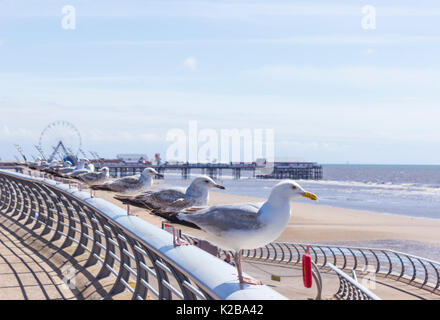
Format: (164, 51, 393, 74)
(311, 261, 323, 300)
(0, 169, 286, 300)
(239, 241, 440, 294)
(327, 264, 381, 300)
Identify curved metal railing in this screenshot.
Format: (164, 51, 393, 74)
(0, 169, 286, 300)
(326, 264, 381, 300)
(238, 241, 440, 294)
(311, 261, 323, 300)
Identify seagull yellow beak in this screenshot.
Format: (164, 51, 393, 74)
(301, 192, 318, 201)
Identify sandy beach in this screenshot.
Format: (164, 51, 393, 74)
(96, 187, 440, 255)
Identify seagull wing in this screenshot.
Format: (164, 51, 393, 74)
(108, 175, 140, 190)
(115, 189, 186, 210)
(78, 171, 98, 181)
(178, 203, 263, 236)
(141, 189, 187, 209)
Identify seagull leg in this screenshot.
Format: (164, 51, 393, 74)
(173, 227, 190, 247)
(234, 250, 262, 285)
(127, 204, 138, 216)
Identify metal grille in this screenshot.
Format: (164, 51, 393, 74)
(237, 241, 440, 294)
(0, 170, 285, 300)
(327, 264, 380, 300)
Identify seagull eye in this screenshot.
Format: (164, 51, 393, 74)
(205, 180, 209, 183)
(292, 186, 297, 190)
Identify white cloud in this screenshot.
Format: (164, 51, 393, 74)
(0, 125, 35, 140)
(83, 128, 159, 143)
(1, 71, 440, 162)
(183, 57, 197, 71)
(245, 65, 440, 88)
(244, 34, 440, 46)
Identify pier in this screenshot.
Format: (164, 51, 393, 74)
(92, 162, 324, 180)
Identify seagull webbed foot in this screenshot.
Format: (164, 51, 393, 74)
(173, 236, 190, 247)
(239, 276, 263, 285)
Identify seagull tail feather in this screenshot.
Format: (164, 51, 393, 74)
(91, 184, 111, 191)
(152, 210, 201, 230)
(113, 195, 147, 209)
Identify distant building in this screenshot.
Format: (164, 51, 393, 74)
(116, 154, 149, 164)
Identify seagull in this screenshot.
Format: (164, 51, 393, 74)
(114, 175, 225, 222)
(91, 167, 163, 193)
(44, 160, 71, 174)
(41, 160, 60, 173)
(175, 180, 318, 285)
(57, 158, 87, 175)
(28, 159, 42, 170)
(36, 160, 49, 171)
(66, 162, 95, 178)
(78, 167, 110, 185)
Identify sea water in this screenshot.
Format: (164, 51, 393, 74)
(160, 164, 440, 259)
(162, 164, 440, 220)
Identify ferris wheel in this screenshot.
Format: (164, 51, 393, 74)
(39, 121, 82, 161)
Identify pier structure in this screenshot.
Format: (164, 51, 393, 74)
(94, 162, 323, 180)
(256, 166, 323, 180)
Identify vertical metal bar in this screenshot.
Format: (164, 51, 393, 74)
(82, 207, 102, 268)
(126, 238, 149, 300)
(382, 250, 393, 277)
(106, 225, 131, 297)
(95, 218, 116, 280)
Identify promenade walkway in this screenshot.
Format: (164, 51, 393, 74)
(0, 212, 113, 300)
(0, 213, 75, 299)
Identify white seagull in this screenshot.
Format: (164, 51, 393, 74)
(176, 180, 318, 285)
(67, 162, 95, 178)
(114, 175, 225, 221)
(91, 167, 162, 193)
(58, 158, 87, 175)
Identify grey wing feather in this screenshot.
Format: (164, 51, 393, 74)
(109, 176, 140, 189)
(143, 189, 187, 209)
(178, 203, 263, 236)
(151, 189, 186, 202)
(126, 189, 187, 211)
(115, 175, 140, 185)
(79, 172, 97, 181)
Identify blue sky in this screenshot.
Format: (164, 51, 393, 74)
(0, 0, 439, 164)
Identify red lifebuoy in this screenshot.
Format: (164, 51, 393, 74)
(302, 254, 313, 288)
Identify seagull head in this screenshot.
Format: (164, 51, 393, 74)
(141, 167, 164, 178)
(270, 180, 318, 201)
(100, 167, 109, 173)
(190, 176, 225, 190)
